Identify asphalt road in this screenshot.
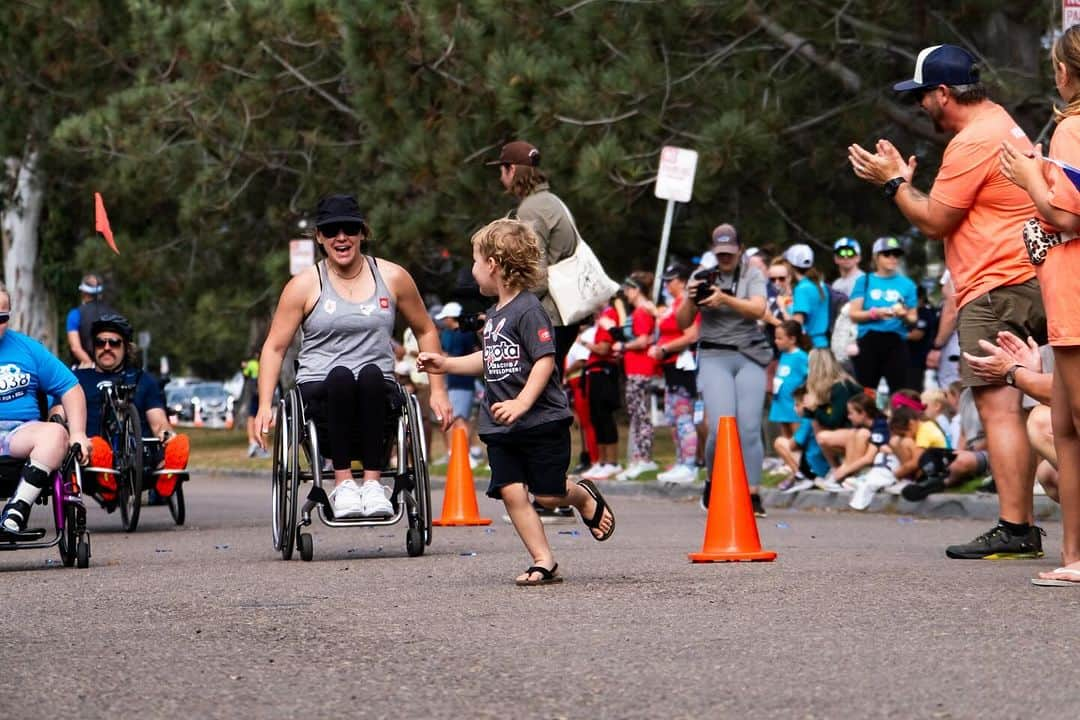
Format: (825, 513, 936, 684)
(3, 473, 1078, 720)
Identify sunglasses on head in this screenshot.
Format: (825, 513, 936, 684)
(0, 312, 8, 324)
(879, 249, 904, 258)
(835, 248, 857, 259)
(94, 337, 123, 349)
(318, 222, 363, 238)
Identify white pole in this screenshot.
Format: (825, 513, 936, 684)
(652, 199, 676, 303)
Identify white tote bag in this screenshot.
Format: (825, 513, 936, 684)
(546, 199, 619, 325)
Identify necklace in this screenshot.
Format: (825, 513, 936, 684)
(329, 263, 366, 281)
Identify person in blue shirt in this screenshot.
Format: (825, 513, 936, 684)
(0, 286, 91, 534)
(64, 273, 114, 369)
(767, 319, 809, 438)
(434, 301, 481, 462)
(847, 236, 919, 394)
(775, 386, 830, 492)
(784, 244, 830, 348)
(54, 314, 190, 509)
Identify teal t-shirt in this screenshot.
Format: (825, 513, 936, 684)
(852, 272, 918, 338)
(791, 277, 829, 348)
(768, 348, 808, 423)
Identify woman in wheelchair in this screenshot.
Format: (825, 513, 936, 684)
(255, 193, 451, 518)
(53, 313, 190, 508)
(0, 286, 92, 534)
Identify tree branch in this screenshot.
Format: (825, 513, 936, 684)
(555, 109, 639, 126)
(259, 41, 363, 123)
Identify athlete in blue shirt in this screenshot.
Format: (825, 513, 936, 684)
(0, 287, 91, 534)
(784, 244, 830, 348)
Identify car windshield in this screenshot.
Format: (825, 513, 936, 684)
(167, 387, 193, 403)
(192, 383, 229, 401)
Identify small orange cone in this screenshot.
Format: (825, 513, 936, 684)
(224, 405, 235, 430)
(689, 416, 776, 563)
(432, 426, 491, 526)
(193, 402, 204, 427)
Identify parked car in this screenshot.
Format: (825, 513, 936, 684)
(189, 382, 235, 426)
(166, 385, 196, 422)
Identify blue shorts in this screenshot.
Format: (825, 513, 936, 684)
(0, 420, 28, 456)
(448, 388, 475, 422)
(481, 419, 571, 499)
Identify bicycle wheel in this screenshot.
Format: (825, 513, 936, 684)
(168, 481, 185, 525)
(271, 391, 299, 559)
(116, 405, 144, 532)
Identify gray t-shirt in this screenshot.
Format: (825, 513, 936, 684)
(697, 258, 771, 365)
(831, 270, 865, 298)
(477, 292, 572, 436)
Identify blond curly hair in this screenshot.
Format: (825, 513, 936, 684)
(471, 219, 543, 291)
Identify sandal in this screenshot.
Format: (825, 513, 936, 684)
(576, 478, 615, 542)
(1031, 567, 1080, 587)
(515, 563, 563, 586)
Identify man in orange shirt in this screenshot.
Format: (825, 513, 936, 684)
(848, 45, 1048, 560)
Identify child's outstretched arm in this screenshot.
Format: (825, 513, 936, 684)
(491, 355, 554, 425)
(417, 350, 483, 377)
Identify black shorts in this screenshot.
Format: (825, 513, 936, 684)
(481, 419, 571, 499)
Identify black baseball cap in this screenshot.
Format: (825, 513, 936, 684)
(485, 141, 541, 167)
(315, 194, 365, 227)
(894, 45, 979, 93)
(662, 262, 691, 281)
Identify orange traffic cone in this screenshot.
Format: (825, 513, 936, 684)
(432, 426, 492, 526)
(224, 405, 234, 430)
(689, 416, 777, 563)
(193, 402, 204, 427)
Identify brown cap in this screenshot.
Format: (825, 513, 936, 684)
(485, 140, 541, 166)
(711, 223, 740, 254)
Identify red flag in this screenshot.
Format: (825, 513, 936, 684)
(94, 192, 119, 255)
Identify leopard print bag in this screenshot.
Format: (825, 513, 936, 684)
(1022, 217, 1064, 265)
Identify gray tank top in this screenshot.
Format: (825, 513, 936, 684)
(295, 257, 397, 383)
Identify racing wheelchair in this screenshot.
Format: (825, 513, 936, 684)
(82, 379, 187, 532)
(0, 443, 91, 568)
(271, 381, 432, 561)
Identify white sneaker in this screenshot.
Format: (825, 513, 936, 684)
(359, 481, 394, 518)
(658, 465, 696, 485)
(813, 473, 843, 493)
(581, 463, 606, 480)
(614, 463, 640, 481)
(884, 480, 911, 496)
(783, 477, 814, 494)
(636, 460, 658, 474)
(592, 463, 623, 480)
(329, 480, 366, 518)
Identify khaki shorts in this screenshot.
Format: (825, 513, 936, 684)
(957, 278, 1047, 387)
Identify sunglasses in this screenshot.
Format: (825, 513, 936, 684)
(318, 222, 363, 238)
(834, 248, 858, 259)
(768, 275, 789, 282)
(0, 312, 8, 324)
(94, 337, 124, 349)
(879, 250, 904, 258)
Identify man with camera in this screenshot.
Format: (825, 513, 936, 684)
(677, 224, 771, 516)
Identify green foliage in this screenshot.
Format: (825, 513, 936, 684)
(0, 0, 1057, 375)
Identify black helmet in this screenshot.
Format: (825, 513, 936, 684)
(90, 313, 133, 342)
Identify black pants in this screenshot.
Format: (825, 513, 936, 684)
(587, 367, 620, 445)
(299, 365, 396, 472)
(553, 322, 580, 382)
(853, 331, 911, 393)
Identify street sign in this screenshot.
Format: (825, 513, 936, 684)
(654, 146, 699, 203)
(289, 239, 315, 275)
(1067, 0, 1080, 30)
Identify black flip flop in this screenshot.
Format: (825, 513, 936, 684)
(576, 478, 615, 542)
(516, 563, 563, 586)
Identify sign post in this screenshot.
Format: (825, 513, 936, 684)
(652, 146, 698, 302)
(1067, 0, 1080, 30)
(289, 239, 315, 276)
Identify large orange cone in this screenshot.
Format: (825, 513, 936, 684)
(689, 416, 776, 563)
(433, 426, 491, 526)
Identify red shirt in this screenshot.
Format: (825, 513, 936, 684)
(656, 295, 698, 366)
(587, 306, 619, 368)
(623, 306, 658, 377)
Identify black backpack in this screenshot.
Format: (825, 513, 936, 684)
(77, 298, 118, 357)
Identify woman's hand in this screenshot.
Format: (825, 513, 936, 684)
(999, 141, 1042, 191)
(253, 405, 276, 451)
(428, 390, 453, 431)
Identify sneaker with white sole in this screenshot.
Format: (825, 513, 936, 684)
(359, 481, 394, 517)
(783, 476, 814, 494)
(635, 460, 658, 475)
(657, 464, 696, 485)
(581, 463, 607, 480)
(329, 480, 366, 518)
(1, 499, 31, 533)
(814, 473, 843, 493)
(591, 463, 623, 480)
(884, 480, 911, 496)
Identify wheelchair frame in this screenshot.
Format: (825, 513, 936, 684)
(83, 379, 187, 530)
(0, 444, 91, 568)
(271, 383, 432, 561)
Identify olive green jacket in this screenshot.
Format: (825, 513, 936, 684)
(512, 183, 580, 327)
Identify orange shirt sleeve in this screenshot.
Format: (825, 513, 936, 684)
(1047, 117, 1080, 218)
(930, 138, 995, 210)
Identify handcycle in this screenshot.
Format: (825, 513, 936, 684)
(271, 382, 432, 561)
(83, 379, 186, 531)
(0, 443, 91, 568)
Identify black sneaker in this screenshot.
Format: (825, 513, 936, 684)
(533, 502, 575, 525)
(751, 494, 767, 518)
(901, 475, 946, 502)
(1, 499, 31, 533)
(945, 524, 1045, 560)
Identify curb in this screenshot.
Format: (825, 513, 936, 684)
(189, 467, 1061, 522)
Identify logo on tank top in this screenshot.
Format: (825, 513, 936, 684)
(379, 297, 389, 309)
(483, 317, 521, 382)
(324, 299, 337, 315)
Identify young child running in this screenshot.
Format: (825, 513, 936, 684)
(418, 219, 615, 586)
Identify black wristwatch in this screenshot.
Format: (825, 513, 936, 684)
(1005, 364, 1024, 387)
(883, 177, 907, 198)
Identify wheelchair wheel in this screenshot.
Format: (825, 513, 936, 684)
(116, 405, 144, 533)
(406, 393, 433, 547)
(168, 482, 185, 526)
(59, 503, 77, 567)
(76, 534, 90, 569)
(298, 532, 313, 562)
(271, 390, 299, 560)
(406, 527, 424, 558)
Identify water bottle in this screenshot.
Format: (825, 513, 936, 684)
(875, 378, 890, 412)
(693, 397, 705, 425)
(923, 368, 938, 391)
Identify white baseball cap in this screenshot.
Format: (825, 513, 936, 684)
(783, 244, 814, 270)
(435, 302, 463, 320)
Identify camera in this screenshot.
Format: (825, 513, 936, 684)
(458, 313, 485, 333)
(690, 267, 719, 303)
